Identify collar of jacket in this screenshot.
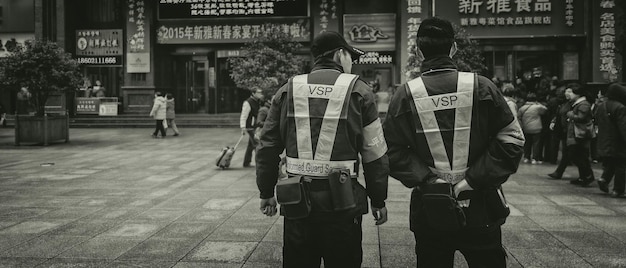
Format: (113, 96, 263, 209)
(572, 96, 587, 107)
(311, 57, 344, 73)
(420, 56, 457, 74)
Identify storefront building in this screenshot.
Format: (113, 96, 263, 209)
(7, 0, 622, 115)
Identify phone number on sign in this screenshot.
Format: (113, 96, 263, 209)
(77, 57, 118, 65)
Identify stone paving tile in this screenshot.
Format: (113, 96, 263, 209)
(550, 231, 626, 254)
(173, 262, 242, 268)
(0, 220, 65, 235)
(502, 230, 566, 249)
(208, 220, 273, 242)
(507, 247, 594, 268)
(57, 237, 143, 259)
(117, 238, 201, 261)
(184, 241, 257, 263)
(379, 244, 415, 267)
(37, 258, 114, 267)
(97, 222, 164, 239)
(47, 220, 118, 237)
(0, 257, 48, 267)
(528, 215, 601, 232)
(106, 260, 177, 268)
(176, 208, 235, 223)
(152, 222, 219, 240)
(246, 241, 281, 264)
(0, 234, 37, 252)
(577, 252, 626, 268)
(125, 208, 190, 223)
(0, 235, 90, 258)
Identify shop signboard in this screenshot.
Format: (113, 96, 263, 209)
(312, 0, 341, 35)
(343, 14, 396, 52)
(156, 19, 310, 44)
(400, 0, 430, 83)
(127, 0, 152, 73)
(592, 0, 622, 82)
(435, 0, 585, 38)
(98, 98, 119, 116)
(0, 33, 34, 58)
(75, 29, 123, 67)
(158, 0, 308, 19)
(76, 98, 100, 115)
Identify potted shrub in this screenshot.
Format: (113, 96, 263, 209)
(0, 39, 82, 145)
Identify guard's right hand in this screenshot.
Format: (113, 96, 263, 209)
(549, 122, 555, 131)
(260, 198, 277, 217)
(372, 206, 387, 225)
(241, 128, 247, 135)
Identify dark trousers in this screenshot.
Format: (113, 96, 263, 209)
(153, 120, 166, 137)
(590, 137, 599, 160)
(554, 139, 572, 175)
(283, 216, 363, 268)
(243, 129, 257, 166)
(569, 139, 594, 179)
(601, 157, 626, 194)
(523, 133, 542, 160)
(415, 227, 506, 268)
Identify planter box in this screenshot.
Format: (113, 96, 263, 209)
(15, 114, 70, 146)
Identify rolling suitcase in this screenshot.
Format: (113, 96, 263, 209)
(216, 134, 245, 169)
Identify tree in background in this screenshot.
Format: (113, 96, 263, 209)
(228, 24, 305, 97)
(406, 24, 487, 79)
(0, 40, 82, 116)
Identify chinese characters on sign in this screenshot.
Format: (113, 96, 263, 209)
(158, 0, 308, 19)
(127, 0, 151, 73)
(407, 0, 422, 72)
(598, 0, 618, 81)
(75, 30, 122, 56)
(75, 98, 100, 115)
(318, 0, 337, 33)
(355, 52, 394, 65)
(458, 0, 558, 27)
(156, 20, 310, 44)
(565, 0, 575, 26)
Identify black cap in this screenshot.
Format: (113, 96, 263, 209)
(311, 31, 365, 59)
(417, 17, 455, 39)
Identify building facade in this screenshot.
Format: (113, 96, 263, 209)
(0, 0, 622, 115)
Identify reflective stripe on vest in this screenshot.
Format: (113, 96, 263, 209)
(289, 73, 358, 177)
(407, 72, 475, 184)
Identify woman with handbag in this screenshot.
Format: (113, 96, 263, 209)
(564, 83, 596, 186)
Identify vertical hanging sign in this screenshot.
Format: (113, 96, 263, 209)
(592, 0, 621, 82)
(312, 0, 340, 38)
(126, 0, 151, 73)
(400, 0, 429, 83)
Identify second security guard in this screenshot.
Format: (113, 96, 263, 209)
(256, 31, 389, 268)
(384, 17, 525, 267)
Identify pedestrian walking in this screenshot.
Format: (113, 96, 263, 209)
(149, 91, 167, 138)
(548, 87, 574, 179)
(518, 93, 548, 164)
(565, 83, 596, 186)
(383, 17, 524, 268)
(0, 103, 7, 127)
(240, 88, 264, 167)
(502, 83, 518, 117)
(165, 93, 180, 136)
(256, 31, 389, 268)
(595, 83, 626, 198)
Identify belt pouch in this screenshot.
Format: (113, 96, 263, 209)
(276, 175, 310, 219)
(421, 183, 466, 231)
(486, 188, 510, 222)
(328, 168, 356, 211)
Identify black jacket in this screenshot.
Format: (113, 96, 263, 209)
(256, 59, 389, 210)
(383, 56, 524, 231)
(596, 85, 626, 158)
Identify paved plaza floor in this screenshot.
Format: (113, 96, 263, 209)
(0, 127, 625, 267)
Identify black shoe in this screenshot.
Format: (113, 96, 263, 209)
(548, 172, 562, 180)
(151, 134, 157, 138)
(174, 133, 179, 136)
(571, 177, 594, 187)
(610, 191, 625, 198)
(598, 179, 609, 193)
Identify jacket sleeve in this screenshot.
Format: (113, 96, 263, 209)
(240, 101, 251, 128)
(615, 105, 626, 140)
(570, 102, 592, 123)
(466, 80, 525, 189)
(256, 89, 286, 199)
(383, 87, 438, 188)
(149, 102, 157, 117)
(359, 87, 389, 209)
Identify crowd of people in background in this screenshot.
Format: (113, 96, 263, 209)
(494, 71, 626, 198)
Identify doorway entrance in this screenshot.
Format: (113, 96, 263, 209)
(173, 56, 213, 113)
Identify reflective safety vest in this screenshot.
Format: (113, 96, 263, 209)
(286, 72, 359, 178)
(407, 72, 475, 184)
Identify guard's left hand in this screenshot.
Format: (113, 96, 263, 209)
(260, 197, 277, 217)
(454, 179, 474, 208)
(566, 111, 575, 119)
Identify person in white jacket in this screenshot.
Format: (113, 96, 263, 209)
(149, 91, 167, 138)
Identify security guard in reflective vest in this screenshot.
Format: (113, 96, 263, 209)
(256, 31, 389, 268)
(383, 17, 525, 267)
